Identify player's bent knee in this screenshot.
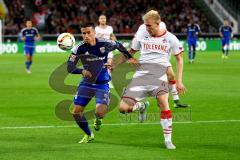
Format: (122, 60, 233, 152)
(119, 99, 135, 114)
(95, 111, 105, 118)
(72, 105, 84, 114)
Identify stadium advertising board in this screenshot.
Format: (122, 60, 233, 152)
(1, 39, 240, 54)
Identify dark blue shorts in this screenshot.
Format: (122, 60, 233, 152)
(24, 46, 35, 56)
(188, 39, 197, 48)
(221, 39, 230, 46)
(73, 82, 110, 107)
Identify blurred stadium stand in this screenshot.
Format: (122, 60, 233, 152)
(1, 0, 240, 41)
(218, 0, 240, 19)
(3, 0, 218, 34)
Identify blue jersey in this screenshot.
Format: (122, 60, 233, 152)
(67, 38, 132, 84)
(219, 25, 232, 40)
(187, 24, 200, 40)
(20, 27, 39, 47)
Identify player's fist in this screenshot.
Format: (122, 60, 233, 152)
(104, 63, 114, 72)
(82, 70, 92, 78)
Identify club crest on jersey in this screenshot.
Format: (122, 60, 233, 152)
(162, 39, 167, 43)
(100, 47, 105, 53)
(144, 36, 149, 40)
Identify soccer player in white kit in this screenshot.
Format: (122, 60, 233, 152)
(95, 14, 116, 88)
(119, 10, 186, 149)
(136, 22, 189, 108)
(95, 14, 116, 63)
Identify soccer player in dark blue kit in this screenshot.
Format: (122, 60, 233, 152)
(187, 19, 200, 63)
(67, 22, 137, 143)
(219, 19, 233, 59)
(20, 20, 40, 74)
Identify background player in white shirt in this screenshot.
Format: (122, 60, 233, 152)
(95, 14, 116, 87)
(119, 10, 187, 149)
(135, 22, 189, 108)
(95, 14, 116, 41)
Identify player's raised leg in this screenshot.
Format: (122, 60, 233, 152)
(119, 98, 149, 122)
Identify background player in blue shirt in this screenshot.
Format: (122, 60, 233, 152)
(219, 19, 233, 59)
(187, 19, 200, 63)
(67, 22, 136, 143)
(20, 20, 40, 74)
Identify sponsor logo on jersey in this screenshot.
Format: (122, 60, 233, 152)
(86, 56, 105, 62)
(143, 43, 168, 52)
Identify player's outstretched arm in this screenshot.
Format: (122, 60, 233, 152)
(109, 41, 139, 70)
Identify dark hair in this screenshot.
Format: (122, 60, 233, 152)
(81, 22, 95, 28)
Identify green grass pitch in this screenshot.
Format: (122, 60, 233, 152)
(0, 51, 240, 159)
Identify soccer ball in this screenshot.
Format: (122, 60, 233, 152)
(57, 33, 75, 50)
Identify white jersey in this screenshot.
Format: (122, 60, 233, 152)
(95, 25, 114, 59)
(95, 25, 113, 40)
(132, 24, 183, 67)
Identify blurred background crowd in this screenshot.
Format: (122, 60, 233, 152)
(3, 0, 219, 35)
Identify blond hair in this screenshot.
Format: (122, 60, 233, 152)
(142, 10, 161, 23)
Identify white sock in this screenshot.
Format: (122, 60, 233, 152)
(160, 117, 173, 142)
(169, 83, 179, 101)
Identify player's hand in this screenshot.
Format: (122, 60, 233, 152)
(128, 58, 141, 70)
(104, 63, 114, 72)
(21, 37, 26, 41)
(34, 36, 40, 41)
(82, 70, 92, 78)
(176, 81, 186, 95)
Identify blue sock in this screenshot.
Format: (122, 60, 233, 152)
(73, 114, 91, 135)
(25, 61, 30, 70)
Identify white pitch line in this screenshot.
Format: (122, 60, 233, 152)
(0, 119, 240, 130)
